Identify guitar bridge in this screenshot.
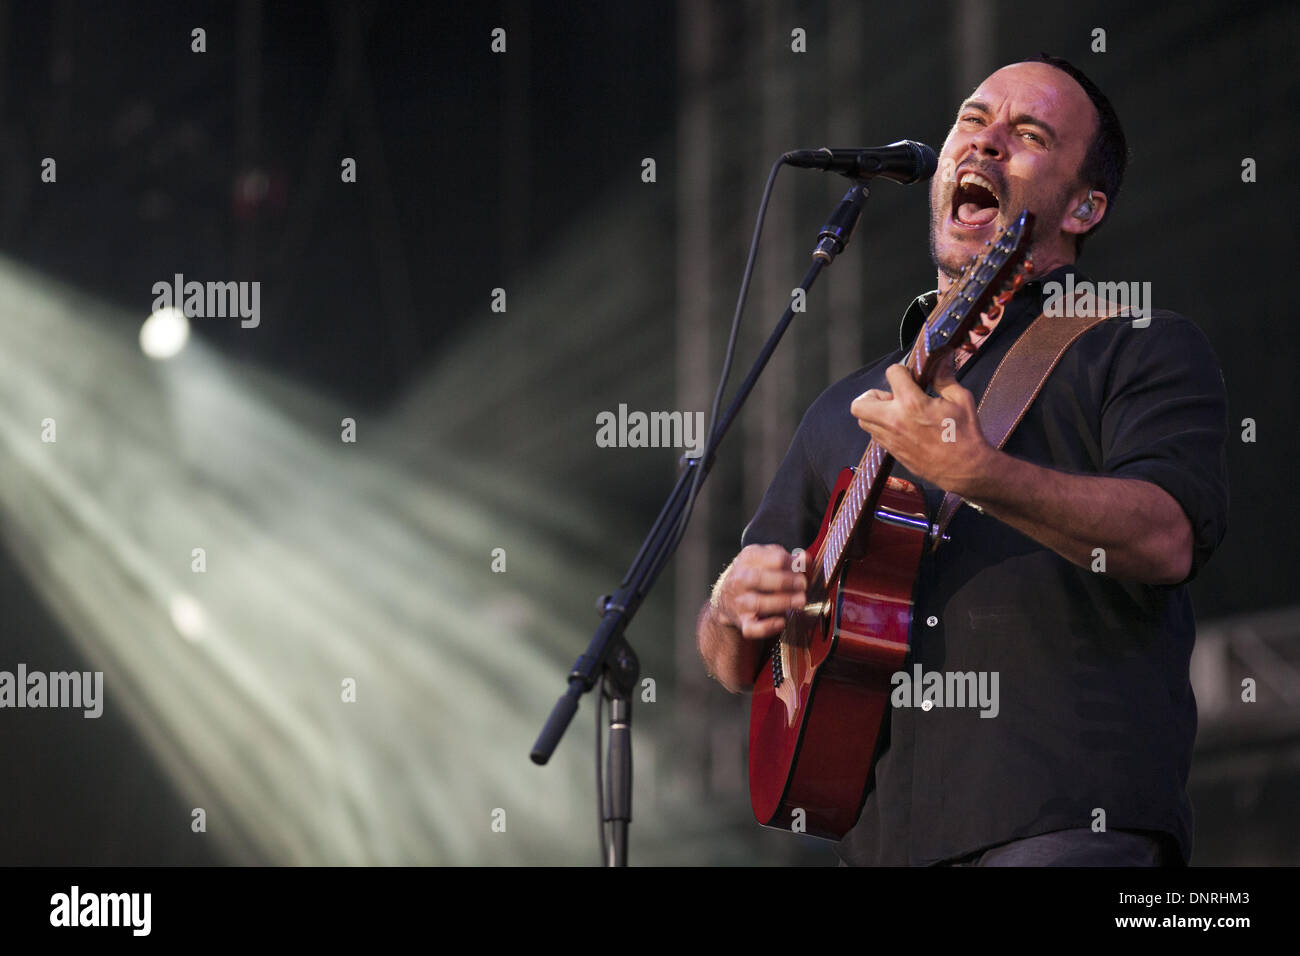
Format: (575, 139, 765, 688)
(771, 643, 784, 688)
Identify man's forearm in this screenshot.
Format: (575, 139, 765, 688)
(958, 447, 1193, 585)
(696, 600, 762, 694)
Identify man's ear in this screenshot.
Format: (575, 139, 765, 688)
(1061, 189, 1106, 238)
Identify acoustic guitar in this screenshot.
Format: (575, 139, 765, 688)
(748, 210, 1035, 838)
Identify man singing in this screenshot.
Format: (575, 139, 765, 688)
(695, 54, 1229, 866)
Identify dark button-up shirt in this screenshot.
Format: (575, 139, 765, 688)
(740, 264, 1229, 865)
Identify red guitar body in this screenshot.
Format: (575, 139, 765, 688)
(747, 469, 927, 839)
(745, 209, 1035, 840)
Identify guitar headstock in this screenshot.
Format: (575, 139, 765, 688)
(919, 210, 1036, 380)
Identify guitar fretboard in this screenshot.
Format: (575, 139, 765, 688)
(815, 345, 925, 585)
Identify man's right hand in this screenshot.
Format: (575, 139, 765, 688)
(697, 544, 807, 693)
(712, 544, 808, 638)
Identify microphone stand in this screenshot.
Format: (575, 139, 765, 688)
(530, 181, 872, 866)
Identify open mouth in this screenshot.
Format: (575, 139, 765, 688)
(950, 170, 1001, 228)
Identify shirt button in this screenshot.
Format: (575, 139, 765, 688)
(926, 615, 938, 627)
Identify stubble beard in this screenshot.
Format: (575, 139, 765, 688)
(928, 198, 974, 283)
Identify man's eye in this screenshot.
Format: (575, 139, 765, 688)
(1022, 130, 1044, 144)
(961, 115, 983, 125)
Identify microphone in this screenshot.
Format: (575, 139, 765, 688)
(784, 140, 938, 185)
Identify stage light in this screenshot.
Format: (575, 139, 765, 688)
(169, 593, 206, 642)
(140, 306, 190, 359)
(0, 243, 726, 866)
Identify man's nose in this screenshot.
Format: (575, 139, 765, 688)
(968, 123, 1005, 159)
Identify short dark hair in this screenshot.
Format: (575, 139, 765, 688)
(1022, 53, 1128, 257)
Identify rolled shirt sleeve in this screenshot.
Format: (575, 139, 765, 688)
(1097, 310, 1230, 583)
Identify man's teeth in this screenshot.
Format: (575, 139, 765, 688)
(958, 171, 998, 198)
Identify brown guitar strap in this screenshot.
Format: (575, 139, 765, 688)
(929, 293, 1133, 550)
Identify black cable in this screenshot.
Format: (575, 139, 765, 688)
(652, 157, 787, 582)
(593, 157, 787, 864)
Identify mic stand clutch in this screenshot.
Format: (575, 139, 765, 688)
(530, 182, 870, 866)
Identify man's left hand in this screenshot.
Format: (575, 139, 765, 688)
(849, 360, 994, 495)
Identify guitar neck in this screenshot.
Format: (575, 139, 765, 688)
(813, 337, 928, 588)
